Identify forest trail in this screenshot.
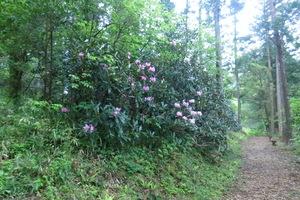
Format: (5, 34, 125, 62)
(223, 137, 300, 200)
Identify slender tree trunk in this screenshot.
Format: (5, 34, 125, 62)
(267, 42, 276, 135)
(233, 12, 241, 124)
(198, 0, 203, 64)
(43, 21, 54, 101)
(214, 0, 222, 86)
(8, 52, 25, 99)
(270, 0, 292, 144)
(184, 0, 190, 54)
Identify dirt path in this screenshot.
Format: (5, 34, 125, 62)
(223, 137, 300, 200)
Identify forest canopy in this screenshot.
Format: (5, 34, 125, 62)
(0, 0, 300, 198)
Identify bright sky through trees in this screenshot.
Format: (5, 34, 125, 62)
(171, 0, 261, 36)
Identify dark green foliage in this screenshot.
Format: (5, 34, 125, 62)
(0, 101, 241, 199)
(0, 0, 239, 151)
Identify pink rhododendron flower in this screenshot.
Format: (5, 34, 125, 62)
(148, 66, 155, 73)
(189, 99, 195, 104)
(78, 52, 85, 59)
(197, 111, 202, 116)
(145, 62, 151, 67)
(174, 103, 181, 108)
(83, 124, 90, 132)
(141, 76, 147, 81)
(144, 96, 154, 102)
(61, 107, 70, 113)
(138, 64, 146, 70)
(143, 85, 150, 92)
(83, 124, 95, 133)
(135, 60, 141, 65)
(182, 116, 188, 121)
(182, 101, 189, 107)
(150, 77, 157, 82)
(197, 91, 203, 96)
(170, 40, 177, 46)
(189, 118, 196, 124)
(89, 124, 95, 132)
(176, 111, 183, 117)
(112, 107, 121, 117)
(63, 89, 68, 95)
(127, 52, 131, 59)
(190, 111, 198, 116)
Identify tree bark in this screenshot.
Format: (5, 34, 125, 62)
(270, 0, 292, 144)
(198, 0, 203, 64)
(267, 42, 276, 135)
(184, 0, 190, 54)
(43, 21, 54, 102)
(8, 53, 25, 99)
(233, 12, 241, 124)
(214, 0, 222, 87)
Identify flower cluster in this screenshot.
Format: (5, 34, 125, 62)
(112, 107, 122, 117)
(174, 92, 203, 125)
(61, 107, 70, 113)
(170, 40, 177, 46)
(83, 124, 95, 133)
(78, 52, 85, 59)
(135, 60, 157, 103)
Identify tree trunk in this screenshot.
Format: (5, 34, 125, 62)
(267, 42, 276, 135)
(233, 12, 241, 124)
(43, 21, 54, 102)
(9, 56, 23, 99)
(8, 53, 25, 99)
(214, 0, 222, 87)
(198, 0, 203, 64)
(270, 0, 292, 144)
(184, 0, 190, 54)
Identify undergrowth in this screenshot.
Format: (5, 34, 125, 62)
(0, 98, 242, 200)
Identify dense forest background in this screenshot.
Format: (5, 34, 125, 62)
(0, 0, 299, 199)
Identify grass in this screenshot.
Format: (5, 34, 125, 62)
(0, 98, 242, 200)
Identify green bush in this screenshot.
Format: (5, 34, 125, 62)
(291, 98, 300, 154)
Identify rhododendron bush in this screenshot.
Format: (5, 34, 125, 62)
(59, 50, 239, 150)
(1, 0, 239, 151)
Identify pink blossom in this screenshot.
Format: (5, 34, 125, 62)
(182, 101, 189, 107)
(127, 52, 131, 59)
(112, 107, 121, 117)
(141, 76, 147, 81)
(189, 118, 196, 124)
(138, 64, 146, 70)
(61, 107, 70, 113)
(78, 52, 85, 59)
(83, 124, 90, 132)
(197, 111, 202, 116)
(182, 116, 188, 121)
(190, 111, 198, 116)
(148, 66, 156, 73)
(170, 40, 177, 46)
(145, 62, 151, 67)
(89, 124, 95, 132)
(144, 96, 154, 102)
(135, 60, 141, 65)
(83, 124, 95, 133)
(189, 99, 195, 104)
(176, 111, 183, 117)
(143, 85, 150, 92)
(174, 103, 181, 108)
(150, 77, 157, 82)
(63, 89, 68, 95)
(197, 91, 203, 96)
